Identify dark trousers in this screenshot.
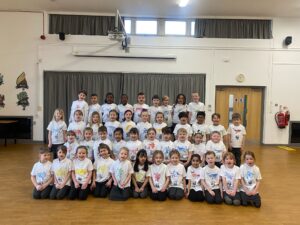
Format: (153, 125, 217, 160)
(132, 182, 148, 199)
(49, 185, 70, 200)
(109, 185, 132, 201)
(240, 191, 261, 208)
(94, 180, 111, 198)
(50, 144, 64, 159)
(205, 189, 223, 204)
(188, 189, 205, 202)
(231, 148, 242, 166)
(68, 183, 90, 200)
(150, 190, 168, 201)
(223, 191, 241, 206)
(32, 185, 52, 199)
(168, 187, 184, 200)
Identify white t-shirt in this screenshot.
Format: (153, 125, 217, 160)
(31, 161, 52, 184)
(105, 120, 121, 141)
(79, 139, 94, 160)
(51, 158, 72, 186)
(173, 140, 192, 161)
(173, 123, 193, 137)
(87, 123, 102, 141)
(159, 140, 174, 162)
(117, 103, 134, 122)
(143, 139, 161, 161)
(147, 163, 170, 191)
(93, 138, 113, 161)
(101, 103, 118, 123)
(67, 121, 86, 141)
(240, 164, 262, 192)
(153, 122, 167, 141)
(121, 120, 136, 141)
(134, 165, 147, 183)
(187, 166, 203, 191)
(220, 165, 241, 191)
(227, 124, 246, 148)
(168, 163, 186, 189)
(161, 105, 173, 127)
(207, 124, 227, 140)
(192, 143, 207, 162)
(172, 104, 188, 124)
(110, 159, 134, 188)
(125, 140, 143, 161)
(112, 140, 127, 158)
(192, 123, 208, 143)
(201, 165, 221, 190)
(136, 121, 152, 141)
(47, 120, 67, 144)
(93, 157, 114, 183)
(64, 141, 79, 161)
(72, 158, 93, 184)
(187, 101, 205, 124)
(205, 140, 226, 162)
(149, 106, 162, 124)
(69, 100, 89, 123)
(133, 103, 150, 123)
(88, 103, 102, 123)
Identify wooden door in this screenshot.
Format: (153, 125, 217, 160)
(215, 87, 263, 143)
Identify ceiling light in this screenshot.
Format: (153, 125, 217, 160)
(178, 0, 189, 7)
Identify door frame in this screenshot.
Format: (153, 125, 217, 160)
(215, 85, 266, 144)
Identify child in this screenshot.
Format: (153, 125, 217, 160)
(109, 147, 134, 201)
(143, 128, 161, 162)
(220, 152, 241, 206)
(207, 113, 227, 145)
(87, 111, 102, 141)
(91, 143, 114, 198)
(149, 95, 162, 124)
(167, 150, 186, 200)
(121, 109, 136, 141)
(132, 149, 149, 198)
(201, 151, 223, 204)
(50, 145, 72, 200)
(112, 127, 126, 159)
(67, 110, 86, 142)
(68, 146, 93, 200)
(101, 92, 118, 124)
(206, 131, 227, 167)
(153, 112, 167, 141)
(136, 110, 152, 141)
(88, 93, 102, 123)
(64, 131, 79, 161)
(80, 127, 94, 161)
(186, 154, 205, 202)
(118, 94, 133, 122)
(173, 128, 193, 167)
(133, 92, 149, 124)
(31, 148, 53, 199)
(173, 112, 193, 140)
(172, 93, 187, 128)
(227, 113, 246, 166)
(192, 133, 207, 165)
(93, 126, 113, 161)
(47, 108, 67, 159)
(147, 150, 170, 201)
(240, 151, 262, 208)
(159, 127, 174, 164)
(188, 92, 205, 125)
(161, 95, 173, 128)
(192, 111, 208, 143)
(125, 128, 143, 161)
(105, 109, 121, 141)
(69, 89, 89, 123)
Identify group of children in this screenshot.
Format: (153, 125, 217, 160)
(30, 90, 262, 208)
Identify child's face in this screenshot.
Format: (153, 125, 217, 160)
(137, 95, 145, 104)
(191, 157, 200, 168)
(130, 132, 138, 141)
(211, 133, 221, 143)
(54, 111, 63, 121)
(177, 95, 184, 104)
(192, 93, 200, 102)
(114, 131, 123, 141)
(147, 130, 156, 140)
(91, 96, 98, 104)
(92, 114, 100, 123)
(206, 154, 216, 166)
(109, 112, 117, 121)
(138, 155, 147, 165)
(245, 155, 255, 166)
(162, 97, 169, 106)
(196, 115, 205, 124)
(225, 156, 234, 168)
(99, 148, 109, 158)
(119, 149, 128, 161)
(124, 111, 132, 121)
(40, 153, 50, 163)
(212, 115, 220, 125)
(106, 95, 114, 104)
(74, 112, 83, 121)
(163, 133, 171, 141)
(194, 134, 203, 144)
(84, 131, 92, 140)
(156, 114, 164, 123)
(121, 95, 128, 105)
(68, 135, 76, 143)
(77, 148, 87, 160)
(179, 117, 188, 125)
(141, 112, 149, 122)
(99, 131, 107, 140)
(78, 93, 86, 101)
(154, 153, 163, 165)
(233, 118, 241, 126)
(178, 132, 187, 141)
(57, 149, 66, 160)
(152, 98, 160, 106)
(170, 153, 180, 165)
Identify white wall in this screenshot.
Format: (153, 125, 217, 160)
(1, 11, 299, 144)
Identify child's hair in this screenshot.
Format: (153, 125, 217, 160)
(134, 149, 149, 172)
(91, 93, 98, 97)
(147, 128, 156, 135)
(155, 111, 164, 119)
(104, 92, 114, 103)
(57, 145, 67, 155)
(109, 109, 118, 117)
(83, 127, 93, 135)
(211, 131, 221, 136)
(177, 128, 187, 135)
(90, 111, 101, 125)
(76, 145, 88, 154)
(205, 150, 216, 158)
(140, 109, 149, 116)
(114, 127, 124, 139)
(98, 126, 107, 133)
(243, 151, 256, 161)
(175, 93, 186, 105)
(67, 130, 76, 137)
(232, 112, 241, 120)
(152, 150, 164, 161)
(52, 108, 64, 121)
(193, 132, 203, 138)
(137, 92, 145, 97)
(119, 147, 129, 155)
(162, 95, 169, 101)
(152, 94, 160, 101)
(178, 111, 188, 119)
(123, 109, 133, 121)
(78, 89, 87, 96)
(98, 143, 114, 159)
(121, 93, 128, 98)
(197, 111, 206, 118)
(39, 147, 50, 154)
(223, 152, 236, 163)
(162, 127, 172, 135)
(129, 127, 139, 135)
(191, 154, 201, 163)
(74, 109, 83, 116)
(211, 113, 221, 120)
(169, 149, 180, 158)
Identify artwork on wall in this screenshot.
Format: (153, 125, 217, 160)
(0, 73, 3, 86)
(0, 94, 5, 108)
(17, 91, 29, 110)
(16, 72, 29, 90)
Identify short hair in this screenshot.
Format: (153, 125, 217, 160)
(232, 112, 241, 120)
(152, 150, 164, 160)
(78, 89, 87, 96)
(114, 127, 123, 134)
(162, 95, 169, 101)
(177, 128, 187, 135)
(91, 93, 98, 97)
(211, 131, 221, 136)
(137, 92, 145, 96)
(121, 93, 128, 98)
(191, 154, 201, 162)
(152, 94, 160, 100)
(39, 147, 50, 154)
(119, 147, 129, 154)
(212, 113, 221, 120)
(147, 128, 156, 134)
(67, 130, 76, 136)
(98, 143, 110, 151)
(243, 151, 256, 161)
(223, 152, 236, 162)
(74, 109, 83, 116)
(76, 145, 88, 154)
(178, 111, 188, 119)
(169, 149, 180, 158)
(205, 151, 216, 158)
(196, 111, 206, 118)
(162, 127, 172, 135)
(57, 145, 67, 155)
(129, 127, 139, 135)
(98, 126, 107, 133)
(109, 109, 118, 115)
(84, 127, 93, 134)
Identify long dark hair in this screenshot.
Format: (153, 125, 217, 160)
(134, 149, 149, 172)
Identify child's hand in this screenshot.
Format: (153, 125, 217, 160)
(152, 187, 158, 193)
(36, 184, 42, 191)
(91, 182, 96, 189)
(209, 190, 215, 196)
(185, 191, 190, 198)
(135, 186, 140, 193)
(74, 182, 80, 189)
(161, 186, 166, 192)
(140, 187, 144, 192)
(48, 143, 52, 148)
(250, 190, 257, 196)
(120, 183, 125, 189)
(106, 180, 112, 188)
(81, 182, 88, 190)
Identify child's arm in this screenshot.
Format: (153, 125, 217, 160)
(227, 133, 232, 150)
(241, 178, 250, 195)
(222, 176, 230, 195)
(91, 170, 96, 189)
(71, 171, 80, 188)
(161, 176, 170, 192)
(63, 130, 67, 142)
(184, 151, 192, 167)
(188, 111, 192, 124)
(31, 175, 41, 190)
(131, 174, 140, 192)
(58, 171, 71, 189)
(81, 170, 92, 189)
(241, 134, 246, 151)
(111, 172, 118, 186)
(219, 177, 223, 198)
(140, 177, 149, 192)
(223, 134, 228, 149)
(121, 172, 132, 188)
(232, 179, 239, 196)
(48, 131, 52, 148)
(201, 179, 215, 196)
(252, 180, 260, 195)
(186, 180, 191, 197)
(183, 177, 187, 194)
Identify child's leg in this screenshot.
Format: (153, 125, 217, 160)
(121, 187, 132, 200)
(231, 148, 241, 166)
(251, 193, 261, 208)
(188, 189, 204, 202)
(232, 192, 241, 206)
(139, 185, 148, 199)
(168, 187, 177, 200)
(174, 188, 184, 200)
(68, 182, 80, 200)
(94, 182, 102, 198)
(109, 185, 124, 201)
(223, 191, 233, 205)
(40, 185, 52, 199)
(150, 191, 159, 200)
(78, 184, 90, 200)
(205, 190, 215, 204)
(32, 188, 41, 199)
(99, 181, 110, 198)
(49, 186, 58, 200)
(213, 189, 223, 204)
(56, 186, 71, 200)
(240, 191, 249, 206)
(157, 191, 168, 201)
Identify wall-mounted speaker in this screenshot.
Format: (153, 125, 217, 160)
(59, 32, 65, 41)
(284, 36, 292, 46)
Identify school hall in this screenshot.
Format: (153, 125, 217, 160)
(0, 0, 300, 224)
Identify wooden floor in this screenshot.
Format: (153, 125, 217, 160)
(0, 143, 300, 225)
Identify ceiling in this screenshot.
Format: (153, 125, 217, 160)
(1, 0, 300, 18)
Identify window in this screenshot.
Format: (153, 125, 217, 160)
(124, 19, 131, 34)
(136, 20, 157, 35)
(191, 21, 195, 36)
(165, 21, 187, 35)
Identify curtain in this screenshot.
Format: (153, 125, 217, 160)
(194, 19, 272, 39)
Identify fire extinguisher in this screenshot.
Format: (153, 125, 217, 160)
(285, 110, 290, 126)
(275, 111, 286, 129)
